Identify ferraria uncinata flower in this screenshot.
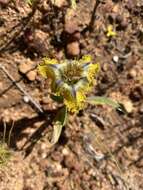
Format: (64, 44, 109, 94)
(106, 25, 116, 37)
(38, 55, 99, 112)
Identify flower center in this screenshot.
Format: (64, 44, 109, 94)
(60, 63, 83, 85)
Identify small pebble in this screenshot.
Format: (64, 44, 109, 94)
(66, 41, 80, 56)
(51, 0, 67, 8)
(26, 70, 37, 81)
(120, 20, 128, 29)
(0, 81, 3, 89)
(41, 143, 47, 150)
(41, 152, 47, 159)
(139, 104, 143, 113)
(62, 148, 69, 156)
(116, 15, 123, 23)
(19, 62, 37, 81)
(126, 0, 134, 11)
(64, 20, 79, 34)
(73, 32, 80, 40)
(130, 86, 143, 101)
(19, 63, 31, 74)
(0, 0, 9, 6)
(55, 163, 62, 171)
(23, 96, 29, 103)
(51, 151, 63, 162)
(123, 100, 133, 113)
(128, 69, 137, 78)
(112, 55, 119, 63)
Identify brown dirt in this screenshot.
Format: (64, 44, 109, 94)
(0, 0, 143, 189)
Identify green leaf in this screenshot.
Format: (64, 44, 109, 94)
(86, 96, 123, 111)
(71, 0, 77, 9)
(47, 106, 67, 147)
(53, 105, 67, 126)
(50, 94, 63, 103)
(26, 0, 33, 6)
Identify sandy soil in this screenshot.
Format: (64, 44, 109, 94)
(0, 0, 143, 189)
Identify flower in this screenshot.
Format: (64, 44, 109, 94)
(106, 25, 116, 37)
(38, 55, 99, 112)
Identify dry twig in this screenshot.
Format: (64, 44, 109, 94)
(0, 65, 44, 114)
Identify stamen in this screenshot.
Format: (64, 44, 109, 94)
(59, 61, 83, 85)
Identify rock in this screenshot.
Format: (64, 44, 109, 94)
(55, 163, 62, 171)
(24, 29, 49, 56)
(125, 0, 135, 11)
(18, 63, 31, 74)
(0, 0, 9, 6)
(112, 4, 120, 13)
(23, 96, 29, 103)
(62, 148, 69, 156)
(19, 62, 37, 81)
(124, 147, 139, 160)
(66, 41, 80, 56)
(64, 14, 80, 42)
(139, 104, 143, 113)
(37, 1, 49, 12)
(128, 69, 137, 78)
(112, 55, 119, 63)
(82, 173, 90, 181)
(64, 20, 79, 34)
(116, 15, 127, 29)
(26, 70, 37, 81)
(130, 86, 143, 101)
(120, 19, 128, 29)
(51, 151, 63, 162)
(51, 0, 67, 8)
(0, 81, 3, 89)
(116, 15, 123, 23)
(123, 99, 133, 113)
(73, 32, 80, 40)
(41, 152, 47, 159)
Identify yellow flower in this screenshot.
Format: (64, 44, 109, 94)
(38, 56, 99, 112)
(60, 78, 89, 112)
(38, 58, 58, 78)
(71, 0, 77, 9)
(106, 25, 116, 37)
(79, 55, 92, 63)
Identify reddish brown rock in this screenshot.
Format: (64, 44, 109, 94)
(19, 63, 32, 74)
(0, 0, 9, 6)
(64, 20, 79, 34)
(66, 41, 80, 56)
(26, 70, 37, 81)
(51, 0, 67, 8)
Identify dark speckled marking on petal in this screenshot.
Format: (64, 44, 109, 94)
(48, 64, 59, 69)
(52, 79, 64, 92)
(55, 79, 63, 86)
(71, 85, 76, 99)
(74, 77, 89, 91)
(48, 64, 62, 79)
(82, 62, 90, 69)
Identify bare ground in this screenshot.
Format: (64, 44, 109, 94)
(0, 0, 143, 190)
